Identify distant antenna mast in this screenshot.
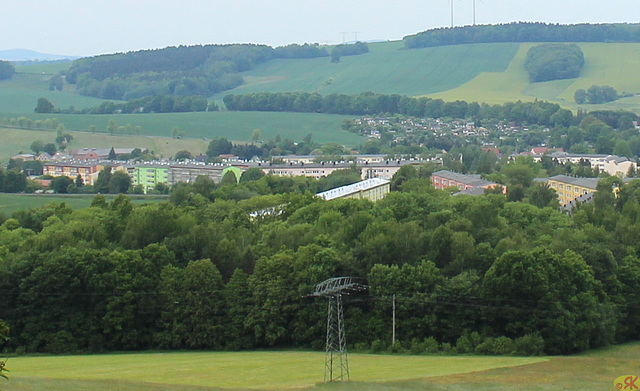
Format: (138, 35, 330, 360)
(341, 32, 347, 44)
(448, 0, 454, 28)
(473, 0, 476, 25)
(309, 277, 367, 383)
(353, 31, 359, 42)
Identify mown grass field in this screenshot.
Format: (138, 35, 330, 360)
(0, 193, 167, 216)
(3, 342, 640, 390)
(3, 351, 545, 390)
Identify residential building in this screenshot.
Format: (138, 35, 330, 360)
(317, 178, 390, 202)
(168, 162, 236, 184)
(43, 161, 104, 185)
(547, 175, 599, 207)
(253, 160, 421, 181)
(131, 163, 170, 193)
(536, 152, 637, 177)
(431, 170, 505, 194)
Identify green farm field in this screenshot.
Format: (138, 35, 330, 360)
(213, 41, 520, 99)
(0, 193, 167, 216)
(1, 111, 363, 148)
(429, 42, 640, 111)
(3, 343, 640, 390)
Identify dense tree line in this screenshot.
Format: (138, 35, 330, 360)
(85, 95, 214, 114)
(331, 42, 369, 63)
(575, 86, 619, 104)
(524, 44, 584, 82)
(403, 22, 640, 49)
(2, 164, 640, 356)
(274, 43, 328, 59)
(62, 43, 331, 101)
(223, 91, 575, 127)
(0, 61, 15, 80)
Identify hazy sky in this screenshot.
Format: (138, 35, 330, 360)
(4, 0, 640, 57)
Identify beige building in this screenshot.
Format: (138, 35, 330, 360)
(547, 175, 599, 207)
(43, 161, 104, 185)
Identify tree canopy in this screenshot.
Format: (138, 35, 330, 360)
(524, 44, 585, 82)
(404, 22, 640, 49)
(0, 61, 15, 80)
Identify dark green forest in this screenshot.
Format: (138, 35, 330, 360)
(524, 44, 585, 82)
(61, 42, 362, 101)
(403, 22, 640, 49)
(1, 165, 640, 356)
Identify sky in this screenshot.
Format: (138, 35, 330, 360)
(3, 0, 640, 57)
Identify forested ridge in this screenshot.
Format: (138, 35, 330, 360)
(1, 166, 640, 356)
(62, 43, 347, 101)
(403, 22, 640, 49)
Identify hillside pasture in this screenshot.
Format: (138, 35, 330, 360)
(430, 42, 640, 112)
(0, 62, 107, 114)
(216, 41, 520, 98)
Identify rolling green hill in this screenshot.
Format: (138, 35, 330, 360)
(212, 40, 520, 98)
(0, 63, 107, 113)
(3, 39, 640, 152)
(224, 40, 640, 113)
(430, 42, 640, 110)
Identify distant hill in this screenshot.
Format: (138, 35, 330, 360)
(0, 49, 78, 62)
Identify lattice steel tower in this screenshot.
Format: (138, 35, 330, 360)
(310, 277, 367, 382)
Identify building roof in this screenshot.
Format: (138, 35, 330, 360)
(548, 175, 599, 189)
(317, 178, 390, 201)
(432, 170, 496, 188)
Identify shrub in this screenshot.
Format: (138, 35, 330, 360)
(475, 336, 515, 356)
(514, 333, 546, 356)
(370, 339, 386, 353)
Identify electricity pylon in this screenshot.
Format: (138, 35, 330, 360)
(310, 277, 367, 382)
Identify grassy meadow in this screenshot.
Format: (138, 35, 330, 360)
(3, 351, 545, 390)
(0, 193, 167, 216)
(0, 63, 106, 114)
(3, 342, 640, 390)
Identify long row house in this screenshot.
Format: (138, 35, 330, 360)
(42, 156, 429, 194)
